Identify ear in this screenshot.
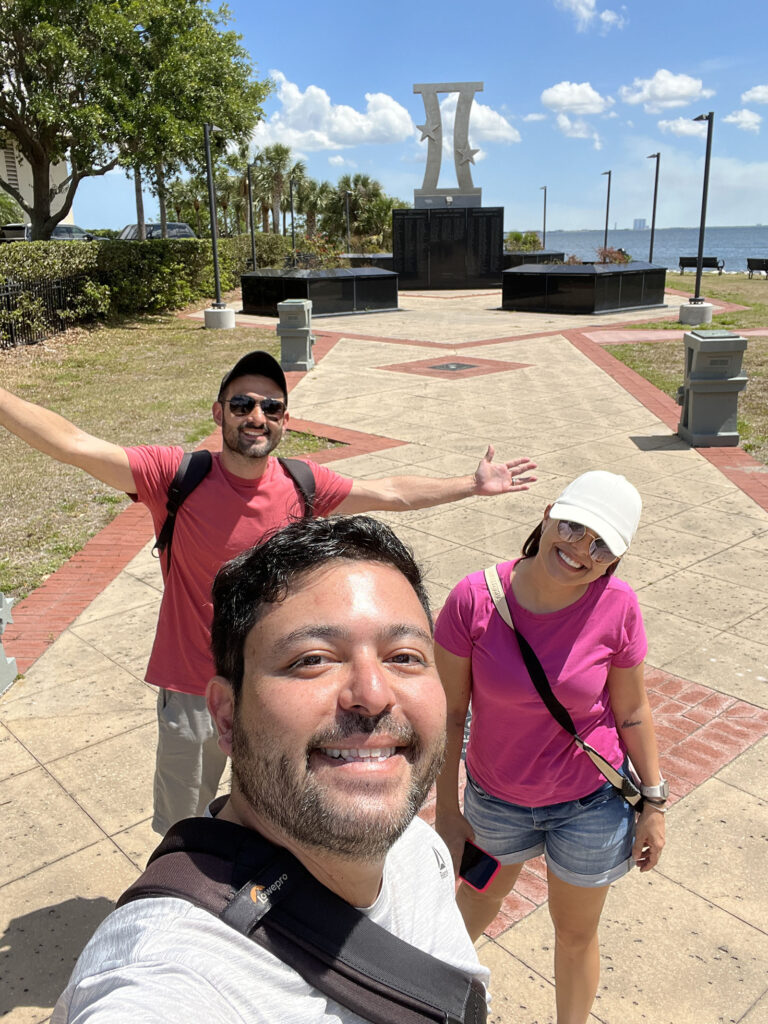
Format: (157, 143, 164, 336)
(212, 400, 224, 427)
(207, 675, 235, 756)
(543, 504, 553, 521)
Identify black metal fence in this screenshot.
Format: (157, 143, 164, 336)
(0, 274, 86, 349)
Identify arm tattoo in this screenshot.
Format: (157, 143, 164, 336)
(622, 718, 642, 728)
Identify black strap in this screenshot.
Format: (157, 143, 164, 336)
(117, 813, 486, 1024)
(483, 565, 643, 809)
(277, 457, 316, 518)
(153, 450, 213, 571)
(152, 452, 318, 573)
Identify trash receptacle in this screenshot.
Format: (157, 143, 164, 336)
(276, 299, 314, 372)
(0, 593, 17, 695)
(676, 329, 748, 447)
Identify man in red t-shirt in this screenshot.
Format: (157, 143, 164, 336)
(1, 350, 536, 832)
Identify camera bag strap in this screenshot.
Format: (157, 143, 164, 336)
(483, 564, 643, 810)
(117, 806, 486, 1024)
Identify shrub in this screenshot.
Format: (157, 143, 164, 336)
(505, 230, 543, 252)
(596, 246, 631, 264)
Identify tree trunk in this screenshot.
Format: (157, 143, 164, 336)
(306, 211, 316, 239)
(261, 203, 269, 233)
(156, 162, 167, 237)
(134, 166, 146, 240)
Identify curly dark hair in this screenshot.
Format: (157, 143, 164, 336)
(210, 515, 432, 697)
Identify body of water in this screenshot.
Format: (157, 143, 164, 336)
(540, 226, 768, 273)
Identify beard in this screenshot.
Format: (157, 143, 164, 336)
(231, 710, 446, 860)
(221, 419, 282, 460)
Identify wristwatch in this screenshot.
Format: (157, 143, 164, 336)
(640, 778, 669, 802)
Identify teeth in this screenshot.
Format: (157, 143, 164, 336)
(558, 549, 582, 569)
(320, 747, 397, 762)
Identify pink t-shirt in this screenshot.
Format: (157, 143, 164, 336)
(126, 446, 353, 695)
(435, 559, 647, 806)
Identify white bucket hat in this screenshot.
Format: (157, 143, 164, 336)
(549, 471, 642, 557)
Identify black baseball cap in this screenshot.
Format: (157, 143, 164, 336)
(218, 351, 288, 402)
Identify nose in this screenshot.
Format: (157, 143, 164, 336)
(337, 653, 397, 718)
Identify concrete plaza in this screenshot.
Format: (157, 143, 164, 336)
(2, 287, 767, 1023)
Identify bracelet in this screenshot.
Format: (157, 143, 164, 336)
(643, 802, 667, 814)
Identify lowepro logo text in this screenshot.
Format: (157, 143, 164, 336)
(250, 874, 289, 905)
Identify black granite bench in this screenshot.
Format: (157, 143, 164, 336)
(678, 256, 724, 274)
(747, 257, 768, 278)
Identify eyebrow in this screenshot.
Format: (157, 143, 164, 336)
(272, 623, 433, 653)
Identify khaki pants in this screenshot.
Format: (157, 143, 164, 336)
(152, 688, 228, 835)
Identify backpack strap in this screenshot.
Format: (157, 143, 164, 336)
(278, 457, 316, 518)
(153, 450, 213, 572)
(118, 814, 486, 1024)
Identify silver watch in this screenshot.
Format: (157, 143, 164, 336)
(640, 778, 669, 801)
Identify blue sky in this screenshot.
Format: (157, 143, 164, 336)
(76, 0, 768, 232)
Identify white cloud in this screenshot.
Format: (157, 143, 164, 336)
(599, 9, 626, 30)
(723, 109, 762, 133)
(328, 155, 356, 166)
(742, 85, 768, 105)
(619, 69, 714, 113)
(556, 113, 602, 149)
(523, 113, 547, 122)
(438, 93, 521, 145)
(251, 71, 415, 151)
(541, 81, 614, 115)
(658, 117, 708, 137)
(554, 0, 625, 31)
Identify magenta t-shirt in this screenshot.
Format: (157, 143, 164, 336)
(126, 446, 353, 695)
(435, 559, 647, 806)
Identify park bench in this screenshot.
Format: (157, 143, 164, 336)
(678, 256, 724, 275)
(747, 257, 768, 278)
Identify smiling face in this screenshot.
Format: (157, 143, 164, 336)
(213, 373, 288, 464)
(211, 560, 446, 859)
(537, 507, 618, 586)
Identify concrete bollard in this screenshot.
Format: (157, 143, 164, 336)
(277, 299, 314, 372)
(0, 592, 18, 695)
(204, 307, 236, 330)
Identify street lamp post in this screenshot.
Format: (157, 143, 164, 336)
(540, 185, 547, 248)
(247, 162, 257, 272)
(204, 123, 224, 309)
(290, 176, 297, 267)
(691, 112, 714, 304)
(345, 190, 353, 255)
(601, 171, 611, 258)
(647, 152, 660, 263)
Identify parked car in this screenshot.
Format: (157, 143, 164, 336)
(117, 222, 196, 240)
(0, 222, 96, 241)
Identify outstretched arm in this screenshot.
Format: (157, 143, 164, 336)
(334, 446, 537, 515)
(607, 662, 666, 872)
(0, 387, 136, 493)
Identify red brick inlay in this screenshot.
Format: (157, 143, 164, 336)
(378, 355, 532, 380)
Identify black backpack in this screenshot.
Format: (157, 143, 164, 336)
(117, 810, 487, 1024)
(152, 450, 317, 571)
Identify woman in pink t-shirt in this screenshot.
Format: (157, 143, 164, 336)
(434, 471, 665, 1024)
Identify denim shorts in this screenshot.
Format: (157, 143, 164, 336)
(463, 769, 635, 888)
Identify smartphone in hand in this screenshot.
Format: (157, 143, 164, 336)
(459, 840, 501, 892)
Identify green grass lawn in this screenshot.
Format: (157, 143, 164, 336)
(605, 272, 768, 465)
(0, 317, 342, 599)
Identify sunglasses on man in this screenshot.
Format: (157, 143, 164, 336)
(555, 520, 616, 563)
(224, 394, 287, 419)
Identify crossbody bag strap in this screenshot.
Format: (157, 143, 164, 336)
(483, 566, 640, 805)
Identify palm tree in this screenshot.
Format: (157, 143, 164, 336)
(281, 159, 307, 235)
(322, 173, 386, 247)
(256, 143, 292, 233)
(296, 178, 333, 239)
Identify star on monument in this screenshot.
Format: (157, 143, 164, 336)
(458, 146, 479, 165)
(417, 122, 440, 142)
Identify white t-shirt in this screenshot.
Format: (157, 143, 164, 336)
(52, 818, 488, 1023)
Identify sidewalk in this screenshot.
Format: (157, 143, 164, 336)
(2, 288, 767, 1024)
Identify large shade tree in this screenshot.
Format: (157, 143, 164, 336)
(0, 0, 269, 239)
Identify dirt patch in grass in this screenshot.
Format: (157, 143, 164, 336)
(604, 335, 768, 464)
(0, 317, 343, 599)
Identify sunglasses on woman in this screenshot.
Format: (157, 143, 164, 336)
(224, 394, 286, 419)
(556, 520, 616, 563)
